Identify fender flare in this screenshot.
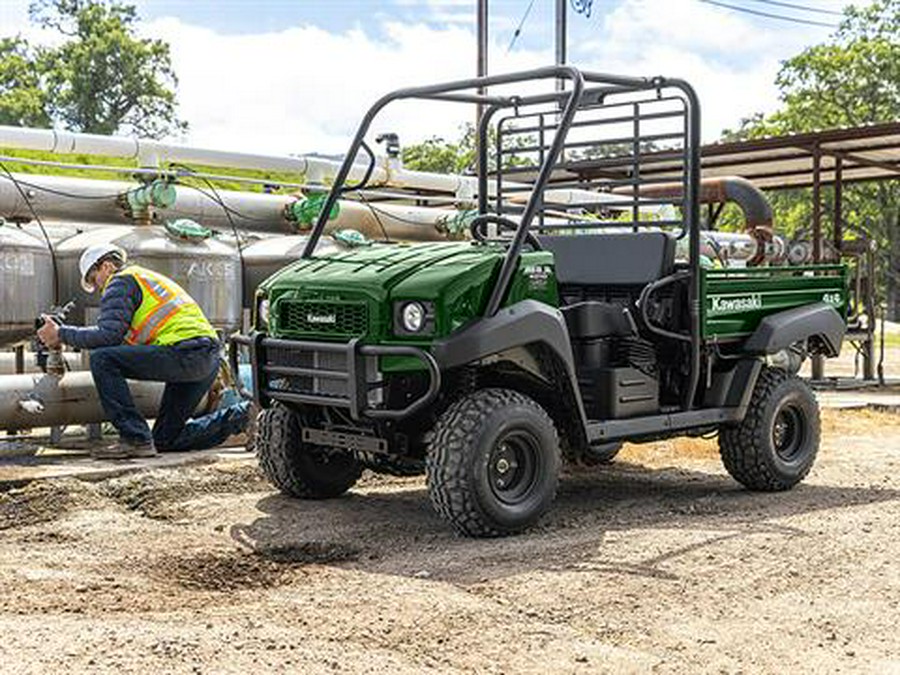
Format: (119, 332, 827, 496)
(743, 302, 845, 357)
(431, 300, 589, 427)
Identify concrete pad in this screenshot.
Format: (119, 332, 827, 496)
(816, 390, 900, 411)
(0, 443, 253, 488)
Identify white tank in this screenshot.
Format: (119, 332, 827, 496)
(0, 220, 54, 346)
(55, 222, 243, 334)
(240, 235, 339, 308)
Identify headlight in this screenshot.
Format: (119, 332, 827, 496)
(394, 300, 433, 335)
(255, 296, 270, 330)
(401, 302, 425, 332)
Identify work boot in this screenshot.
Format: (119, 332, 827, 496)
(91, 438, 158, 460)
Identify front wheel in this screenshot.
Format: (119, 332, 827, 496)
(719, 368, 820, 491)
(257, 403, 363, 499)
(426, 388, 561, 537)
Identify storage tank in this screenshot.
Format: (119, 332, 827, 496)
(55, 221, 243, 334)
(0, 219, 54, 346)
(240, 234, 340, 308)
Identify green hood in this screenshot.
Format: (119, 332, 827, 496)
(263, 242, 500, 302)
(261, 242, 514, 340)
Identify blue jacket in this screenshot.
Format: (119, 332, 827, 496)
(58, 275, 143, 349)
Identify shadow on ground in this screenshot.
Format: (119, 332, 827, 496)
(230, 461, 900, 585)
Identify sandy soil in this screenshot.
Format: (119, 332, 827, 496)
(1, 407, 899, 674)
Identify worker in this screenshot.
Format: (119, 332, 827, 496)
(36, 243, 250, 459)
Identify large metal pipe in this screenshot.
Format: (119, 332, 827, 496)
(0, 125, 628, 208)
(625, 176, 773, 228)
(623, 176, 775, 266)
(0, 172, 465, 239)
(0, 371, 165, 430)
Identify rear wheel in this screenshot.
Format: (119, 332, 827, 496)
(426, 388, 560, 537)
(257, 403, 362, 499)
(719, 368, 820, 491)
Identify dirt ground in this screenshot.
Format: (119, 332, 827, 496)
(0, 406, 898, 674)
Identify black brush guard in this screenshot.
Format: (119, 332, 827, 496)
(231, 333, 441, 421)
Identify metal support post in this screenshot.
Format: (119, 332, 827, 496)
(811, 145, 825, 381)
(555, 0, 567, 93)
(476, 0, 488, 145)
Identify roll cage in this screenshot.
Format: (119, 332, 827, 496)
(300, 66, 702, 411)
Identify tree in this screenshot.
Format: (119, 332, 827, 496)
(0, 37, 50, 127)
(402, 124, 478, 174)
(402, 123, 541, 175)
(402, 134, 473, 174)
(722, 0, 900, 319)
(0, 0, 186, 138)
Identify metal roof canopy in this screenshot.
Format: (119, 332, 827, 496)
(565, 121, 900, 190)
(693, 122, 900, 190)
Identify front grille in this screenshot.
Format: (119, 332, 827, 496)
(266, 345, 382, 406)
(277, 299, 368, 338)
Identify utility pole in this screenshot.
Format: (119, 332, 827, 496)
(556, 0, 567, 91)
(477, 0, 488, 130)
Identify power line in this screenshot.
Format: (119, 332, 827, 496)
(506, 0, 537, 53)
(743, 0, 843, 16)
(699, 0, 838, 28)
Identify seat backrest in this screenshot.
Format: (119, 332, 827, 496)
(537, 231, 676, 287)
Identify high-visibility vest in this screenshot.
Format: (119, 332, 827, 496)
(109, 265, 218, 346)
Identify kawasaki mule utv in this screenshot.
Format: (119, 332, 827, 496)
(236, 67, 847, 537)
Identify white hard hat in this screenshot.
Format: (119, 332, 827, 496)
(79, 243, 127, 292)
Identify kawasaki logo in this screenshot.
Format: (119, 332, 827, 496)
(709, 294, 763, 315)
(306, 313, 337, 325)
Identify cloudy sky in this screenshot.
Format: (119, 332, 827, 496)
(0, 0, 850, 157)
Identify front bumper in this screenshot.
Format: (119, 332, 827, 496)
(230, 332, 441, 421)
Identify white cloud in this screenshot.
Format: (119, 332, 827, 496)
(145, 17, 490, 155)
(2, 0, 850, 156)
(574, 0, 846, 138)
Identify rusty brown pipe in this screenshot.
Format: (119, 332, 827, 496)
(620, 176, 774, 266)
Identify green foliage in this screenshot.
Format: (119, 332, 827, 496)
(0, 147, 307, 195)
(0, 0, 185, 138)
(0, 37, 50, 127)
(401, 122, 536, 174)
(402, 134, 472, 174)
(719, 0, 900, 317)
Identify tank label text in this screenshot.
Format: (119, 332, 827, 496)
(0, 252, 36, 276)
(183, 260, 237, 279)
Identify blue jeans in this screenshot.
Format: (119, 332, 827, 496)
(89, 339, 247, 451)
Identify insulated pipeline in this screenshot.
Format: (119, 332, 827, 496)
(0, 371, 165, 430)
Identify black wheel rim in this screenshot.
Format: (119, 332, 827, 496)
(773, 404, 805, 462)
(488, 429, 540, 505)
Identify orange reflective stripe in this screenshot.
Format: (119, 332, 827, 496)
(145, 302, 182, 344)
(130, 296, 188, 345)
(134, 274, 172, 303)
(115, 264, 217, 346)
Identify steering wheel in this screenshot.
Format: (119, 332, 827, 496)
(469, 214, 543, 250)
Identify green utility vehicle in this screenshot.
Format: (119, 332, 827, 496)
(237, 67, 847, 537)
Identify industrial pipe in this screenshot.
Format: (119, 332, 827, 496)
(0, 125, 630, 210)
(0, 371, 165, 430)
(0, 172, 465, 239)
(619, 176, 775, 266)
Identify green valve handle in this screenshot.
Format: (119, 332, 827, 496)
(333, 228, 371, 248)
(126, 179, 177, 211)
(164, 218, 212, 241)
(286, 193, 340, 228)
(438, 208, 477, 238)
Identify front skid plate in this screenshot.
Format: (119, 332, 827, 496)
(301, 427, 388, 453)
